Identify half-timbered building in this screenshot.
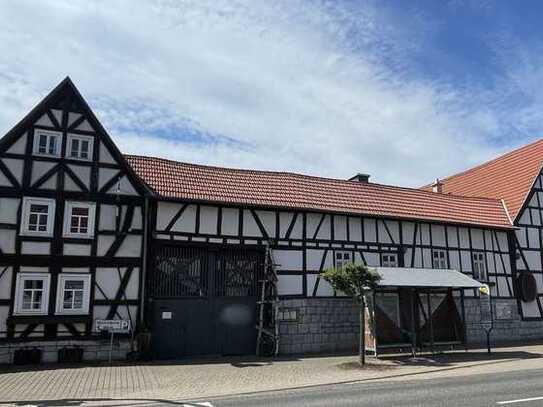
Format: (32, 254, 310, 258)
(422, 140, 543, 337)
(0, 77, 541, 363)
(0, 78, 146, 363)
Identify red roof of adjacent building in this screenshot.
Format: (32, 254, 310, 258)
(421, 139, 543, 221)
(125, 155, 513, 229)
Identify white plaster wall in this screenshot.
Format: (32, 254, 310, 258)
(255, 210, 275, 238)
(21, 241, 50, 255)
(306, 249, 326, 271)
(471, 229, 485, 250)
(0, 267, 12, 298)
(274, 249, 303, 271)
(6, 132, 27, 154)
(431, 224, 446, 247)
(98, 168, 119, 190)
(3, 158, 23, 184)
(307, 274, 334, 296)
(172, 204, 196, 233)
(279, 212, 294, 238)
(334, 215, 347, 241)
(67, 165, 91, 188)
(97, 235, 115, 256)
(447, 226, 459, 247)
(99, 142, 116, 164)
(305, 213, 322, 239)
(242, 209, 261, 237)
(116, 235, 142, 257)
(199, 206, 218, 235)
(315, 215, 331, 240)
(221, 208, 239, 236)
(156, 202, 179, 231)
(277, 274, 303, 295)
(63, 243, 91, 256)
(30, 160, 56, 186)
(348, 216, 362, 242)
(0, 230, 15, 253)
(363, 218, 377, 242)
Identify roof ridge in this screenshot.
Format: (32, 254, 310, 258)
(429, 138, 543, 185)
(124, 154, 504, 204)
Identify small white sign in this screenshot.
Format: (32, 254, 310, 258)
(162, 311, 172, 320)
(95, 319, 131, 333)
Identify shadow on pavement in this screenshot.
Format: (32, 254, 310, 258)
(386, 350, 542, 367)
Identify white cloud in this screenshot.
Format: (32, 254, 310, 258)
(0, 0, 534, 186)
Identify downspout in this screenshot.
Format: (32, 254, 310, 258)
(140, 196, 150, 326)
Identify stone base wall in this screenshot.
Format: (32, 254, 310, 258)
(462, 298, 543, 344)
(278, 298, 359, 354)
(0, 338, 132, 365)
(278, 297, 543, 355)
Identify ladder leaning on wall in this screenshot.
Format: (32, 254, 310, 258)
(255, 242, 280, 356)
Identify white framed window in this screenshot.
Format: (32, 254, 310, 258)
(67, 134, 93, 161)
(381, 253, 398, 267)
(335, 251, 352, 269)
(14, 273, 51, 315)
(33, 129, 61, 157)
(63, 202, 96, 238)
(55, 274, 91, 315)
(432, 249, 447, 269)
(473, 252, 487, 281)
(20, 197, 56, 236)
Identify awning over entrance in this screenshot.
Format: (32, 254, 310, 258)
(374, 267, 484, 289)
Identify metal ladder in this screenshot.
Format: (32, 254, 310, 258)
(255, 242, 280, 356)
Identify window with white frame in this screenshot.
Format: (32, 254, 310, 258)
(335, 251, 352, 269)
(20, 197, 55, 236)
(14, 273, 50, 315)
(432, 249, 447, 269)
(63, 202, 95, 238)
(472, 252, 487, 281)
(33, 129, 61, 157)
(67, 134, 93, 160)
(381, 253, 398, 267)
(56, 274, 91, 314)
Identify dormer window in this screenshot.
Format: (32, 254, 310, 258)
(67, 134, 93, 161)
(33, 129, 61, 157)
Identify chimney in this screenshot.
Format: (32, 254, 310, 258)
(349, 173, 370, 183)
(431, 178, 444, 193)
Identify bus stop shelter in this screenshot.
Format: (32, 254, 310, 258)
(367, 267, 485, 357)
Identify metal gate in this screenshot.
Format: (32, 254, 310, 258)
(148, 245, 264, 358)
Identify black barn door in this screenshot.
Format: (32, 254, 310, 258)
(149, 245, 263, 359)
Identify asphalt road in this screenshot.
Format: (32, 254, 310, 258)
(182, 368, 543, 407)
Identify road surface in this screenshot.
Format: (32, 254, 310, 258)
(179, 367, 543, 407)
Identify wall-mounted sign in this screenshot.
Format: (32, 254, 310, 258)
(95, 319, 131, 333)
(162, 311, 172, 320)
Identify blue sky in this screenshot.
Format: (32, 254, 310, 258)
(0, 0, 542, 186)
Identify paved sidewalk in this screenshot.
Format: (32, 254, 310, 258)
(0, 344, 542, 406)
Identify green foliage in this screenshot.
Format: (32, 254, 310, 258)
(321, 263, 381, 302)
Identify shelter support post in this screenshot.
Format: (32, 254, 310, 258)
(460, 289, 467, 352)
(410, 288, 416, 358)
(427, 292, 434, 355)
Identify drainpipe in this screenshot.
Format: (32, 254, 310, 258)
(140, 196, 150, 326)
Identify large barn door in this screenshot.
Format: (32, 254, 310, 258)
(149, 245, 263, 358)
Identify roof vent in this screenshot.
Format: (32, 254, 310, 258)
(432, 178, 444, 193)
(349, 173, 370, 183)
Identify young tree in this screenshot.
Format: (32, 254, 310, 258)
(321, 263, 381, 365)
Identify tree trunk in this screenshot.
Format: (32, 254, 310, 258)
(359, 295, 366, 365)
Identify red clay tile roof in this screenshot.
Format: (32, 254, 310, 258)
(125, 155, 512, 229)
(421, 139, 543, 221)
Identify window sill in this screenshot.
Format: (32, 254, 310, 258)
(19, 231, 54, 238)
(8, 314, 91, 324)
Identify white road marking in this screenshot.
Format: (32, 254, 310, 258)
(497, 396, 543, 405)
(183, 403, 213, 407)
